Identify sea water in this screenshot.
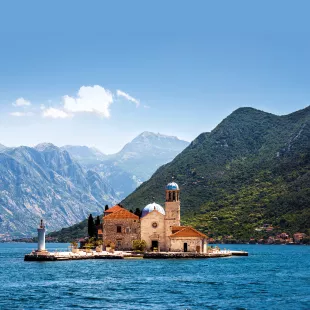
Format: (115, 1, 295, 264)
(0, 243, 309, 309)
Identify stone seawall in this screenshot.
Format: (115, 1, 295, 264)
(143, 252, 232, 259)
(24, 250, 248, 261)
(24, 251, 124, 261)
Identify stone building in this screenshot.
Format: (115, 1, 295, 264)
(103, 206, 140, 250)
(102, 182, 208, 253)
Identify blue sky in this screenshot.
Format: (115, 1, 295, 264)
(0, 0, 309, 153)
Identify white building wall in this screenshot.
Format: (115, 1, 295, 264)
(141, 211, 166, 251)
(170, 237, 203, 252)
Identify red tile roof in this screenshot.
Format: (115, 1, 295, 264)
(169, 226, 207, 238)
(171, 226, 187, 234)
(104, 205, 124, 214)
(104, 209, 139, 220)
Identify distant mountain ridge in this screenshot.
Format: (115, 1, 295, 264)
(0, 132, 189, 238)
(108, 131, 189, 180)
(60, 145, 106, 165)
(0, 144, 117, 238)
(62, 132, 189, 198)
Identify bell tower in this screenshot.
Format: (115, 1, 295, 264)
(165, 181, 181, 229)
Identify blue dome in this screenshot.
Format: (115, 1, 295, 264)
(141, 202, 165, 218)
(166, 182, 179, 190)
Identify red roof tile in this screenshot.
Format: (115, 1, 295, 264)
(169, 226, 207, 238)
(104, 209, 139, 220)
(104, 205, 124, 214)
(171, 226, 187, 234)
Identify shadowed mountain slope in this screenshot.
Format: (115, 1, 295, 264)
(0, 144, 117, 238)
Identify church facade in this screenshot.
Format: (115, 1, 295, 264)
(102, 182, 208, 253)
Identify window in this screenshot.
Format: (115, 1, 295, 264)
(133, 228, 137, 234)
(126, 227, 130, 234)
(117, 240, 122, 247)
(117, 226, 122, 233)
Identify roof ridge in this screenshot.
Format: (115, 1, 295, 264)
(169, 226, 207, 238)
(187, 226, 207, 237)
(104, 208, 139, 220)
(170, 226, 188, 237)
(142, 209, 165, 219)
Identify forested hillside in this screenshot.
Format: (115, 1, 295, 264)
(49, 107, 310, 241)
(122, 107, 310, 240)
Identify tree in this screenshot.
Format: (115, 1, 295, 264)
(71, 241, 78, 249)
(132, 240, 147, 252)
(95, 239, 103, 246)
(95, 216, 101, 226)
(88, 214, 96, 238)
(105, 205, 109, 211)
(134, 208, 141, 217)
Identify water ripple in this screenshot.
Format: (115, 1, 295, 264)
(0, 243, 309, 310)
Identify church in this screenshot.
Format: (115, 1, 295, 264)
(102, 182, 208, 253)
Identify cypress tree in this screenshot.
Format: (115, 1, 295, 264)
(95, 215, 101, 226)
(134, 208, 141, 217)
(88, 214, 96, 238)
(105, 205, 109, 211)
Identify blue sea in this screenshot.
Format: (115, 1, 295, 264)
(0, 243, 309, 310)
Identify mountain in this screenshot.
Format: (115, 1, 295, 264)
(64, 132, 189, 198)
(60, 145, 106, 165)
(50, 107, 310, 242)
(0, 144, 6, 151)
(0, 143, 117, 239)
(121, 107, 310, 240)
(108, 132, 190, 181)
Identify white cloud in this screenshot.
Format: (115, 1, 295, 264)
(42, 108, 71, 119)
(10, 111, 33, 117)
(63, 85, 113, 117)
(116, 90, 140, 107)
(143, 105, 150, 109)
(39, 85, 139, 120)
(12, 97, 31, 107)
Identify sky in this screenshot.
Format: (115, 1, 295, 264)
(0, 0, 310, 153)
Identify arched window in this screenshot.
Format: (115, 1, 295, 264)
(173, 192, 176, 201)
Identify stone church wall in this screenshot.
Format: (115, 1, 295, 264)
(141, 211, 166, 251)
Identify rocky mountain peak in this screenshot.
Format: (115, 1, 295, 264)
(137, 131, 179, 140)
(35, 142, 59, 152)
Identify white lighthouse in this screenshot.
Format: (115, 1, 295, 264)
(37, 219, 47, 252)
